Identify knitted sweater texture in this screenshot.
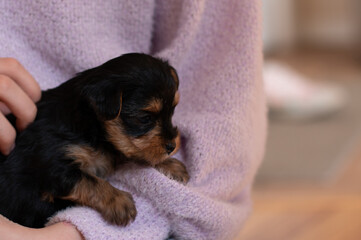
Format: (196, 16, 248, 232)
(0, 1, 266, 239)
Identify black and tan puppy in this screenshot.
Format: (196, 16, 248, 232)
(0, 53, 189, 228)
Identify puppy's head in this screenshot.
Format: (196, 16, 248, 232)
(80, 53, 180, 165)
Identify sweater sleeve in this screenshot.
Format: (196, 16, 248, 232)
(49, 1, 266, 240)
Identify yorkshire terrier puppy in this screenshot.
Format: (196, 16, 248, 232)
(0, 53, 189, 228)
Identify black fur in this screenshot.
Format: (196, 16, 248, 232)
(0, 53, 179, 227)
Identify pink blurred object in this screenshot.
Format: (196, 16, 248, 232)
(264, 61, 346, 120)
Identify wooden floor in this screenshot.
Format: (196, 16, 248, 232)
(236, 51, 361, 240)
(236, 142, 361, 240)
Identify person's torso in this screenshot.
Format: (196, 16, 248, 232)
(0, 0, 155, 89)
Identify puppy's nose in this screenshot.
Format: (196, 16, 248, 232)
(165, 143, 176, 155)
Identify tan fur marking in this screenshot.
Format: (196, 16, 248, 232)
(104, 120, 140, 159)
(65, 145, 114, 178)
(62, 174, 136, 226)
(142, 98, 162, 113)
(155, 158, 189, 184)
(170, 132, 181, 157)
(170, 68, 179, 86)
(131, 125, 168, 165)
(173, 91, 180, 106)
(104, 120, 170, 165)
(116, 93, 123, 118)
(104, 119, 181, 165)
(41, 192, 54, 203)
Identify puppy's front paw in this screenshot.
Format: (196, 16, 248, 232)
(156, 158, 190, 184)
(101, 190, 137, 226)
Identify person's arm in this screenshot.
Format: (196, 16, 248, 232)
(0, 58, 41, 155)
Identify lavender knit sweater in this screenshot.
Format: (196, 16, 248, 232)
(0, 1, 266, 239)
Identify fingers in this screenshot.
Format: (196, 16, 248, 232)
(0, 75, 37, 131)
(0, 102, 10, 115)
(0, 58, 41, 102)
(36, 222, 85, 240)
(0, 58, 40, 155)
(0, 113, 16, 155)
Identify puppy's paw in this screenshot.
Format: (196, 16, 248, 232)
(101, 190, 137, 226)
(156, 158, 190, 184)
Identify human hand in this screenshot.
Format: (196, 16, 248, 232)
(34, 222, 84, 240)
(0, 58, 41, 155)
(0, 215, 83, 240)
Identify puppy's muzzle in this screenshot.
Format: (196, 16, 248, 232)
(166, 129, 181, 156)
(165, 142, 176, 155)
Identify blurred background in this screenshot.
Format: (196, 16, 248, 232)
(238, 0, 361, 239)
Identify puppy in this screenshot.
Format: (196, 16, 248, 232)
(0, 53, 189, 228)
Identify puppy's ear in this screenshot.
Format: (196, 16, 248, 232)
(81, 77, 122, 121)
(169, 67, 179, 88)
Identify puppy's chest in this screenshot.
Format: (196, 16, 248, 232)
(65, 145, 116, 178)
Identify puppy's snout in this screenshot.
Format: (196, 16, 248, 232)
(165, 142, 176, 155)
